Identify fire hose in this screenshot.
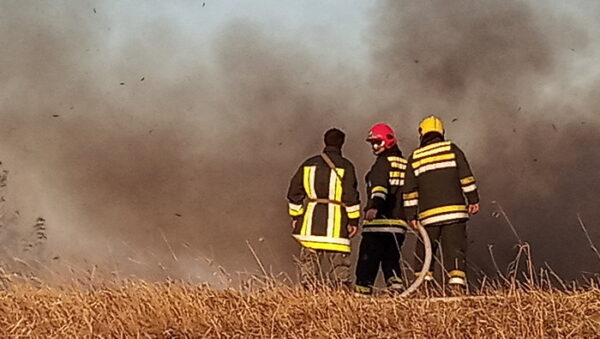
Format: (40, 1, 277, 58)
(399, 222, 432, 297)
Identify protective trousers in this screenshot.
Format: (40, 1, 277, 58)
(415, 222, 467, 279)
(296, 248, 352, 289)
(355, 232, 406, 293)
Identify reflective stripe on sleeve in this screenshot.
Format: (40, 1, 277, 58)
(345, 204, 361, 219)
(403, 192, 419, 200)
(288, 203, 305, 216)
(462, 183, 477, 193)
(389, 179, 404, 186)
(404, 199, 418, 207)
(371, 192, 387, 200)
(371, 186, 388, 194)
(390, 162, 407, 169)
(460, 176, 476, 185)
(389, 171, 405, 178)
(387, 156, 407, 163)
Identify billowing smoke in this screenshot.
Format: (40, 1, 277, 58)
(0, 0, 598, 282)
(369, 0, 600, 279)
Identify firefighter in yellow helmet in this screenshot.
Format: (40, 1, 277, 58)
(403, 116, 480, 289)
(287, 128, 361, 289)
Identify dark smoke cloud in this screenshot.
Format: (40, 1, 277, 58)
(0, 1, 598, 282)
(369, 0, 600, 279)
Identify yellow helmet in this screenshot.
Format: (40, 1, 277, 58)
(418, 116, 444, 136)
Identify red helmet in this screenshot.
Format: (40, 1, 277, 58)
(366, 123, 397, 150)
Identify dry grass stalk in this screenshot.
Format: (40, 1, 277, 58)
(0, 278, 598, 338)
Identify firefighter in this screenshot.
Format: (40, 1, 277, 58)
(403, 116, 480, 288)
(354, 123, 409, 295)
(287, 128, 361, 289)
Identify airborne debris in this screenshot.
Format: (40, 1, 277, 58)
(175, 213, 182, 217)
(451, 118, 458, 122)
(119, 82, 125, 85)
(202, 2, 206, 7)
(93, 8, 96, 14)
(552, 123, 557, 131)
(414, 59, 419, 63)
(140, 76, 145, 82)
(52, 114, 60, 118)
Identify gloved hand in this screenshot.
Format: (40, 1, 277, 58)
(364, 208, 378, 221)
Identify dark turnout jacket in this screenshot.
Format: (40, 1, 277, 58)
(403, 135, 479, 226)
(287, 146, 361, 253)
(363, 145, 408, 233)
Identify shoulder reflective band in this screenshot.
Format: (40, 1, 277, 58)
(412, 141, 452, 158)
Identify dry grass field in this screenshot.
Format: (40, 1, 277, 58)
(0, 276, 598, 338)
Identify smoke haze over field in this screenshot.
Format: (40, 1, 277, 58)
(0, 0, 598, 282)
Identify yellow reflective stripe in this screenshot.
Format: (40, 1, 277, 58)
(390, 162, 406, 169)
(289, 203, 304, 211)
(354, 285, 372, 293)
(460, 176, 476, 185)
(363, 219, 408, 227)
(389, 171, 405, 178)
(327, 169, 337, 238)
(299, 241, 350, 253)
(415, 271, 433, 278)
(403, 192, 419, 200)
(412, 153, 456, 169)
(293, 234, 351, 253)
(303, 166, 316, 199)
(413, 141, 452, 155)
(300, 202, 316, 236)
(347, 210, 360, 219)
(387, 156, 407, 163)
(333, 168, 344, 238)
(413, 145, 452, 160)
(448, 270, 466, 278)
(372, 186, 388, 194)
(419, 205, 467, 219)
(289, 208, 304, 216)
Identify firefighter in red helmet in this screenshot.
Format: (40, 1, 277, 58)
(354, 123, 409, 295)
